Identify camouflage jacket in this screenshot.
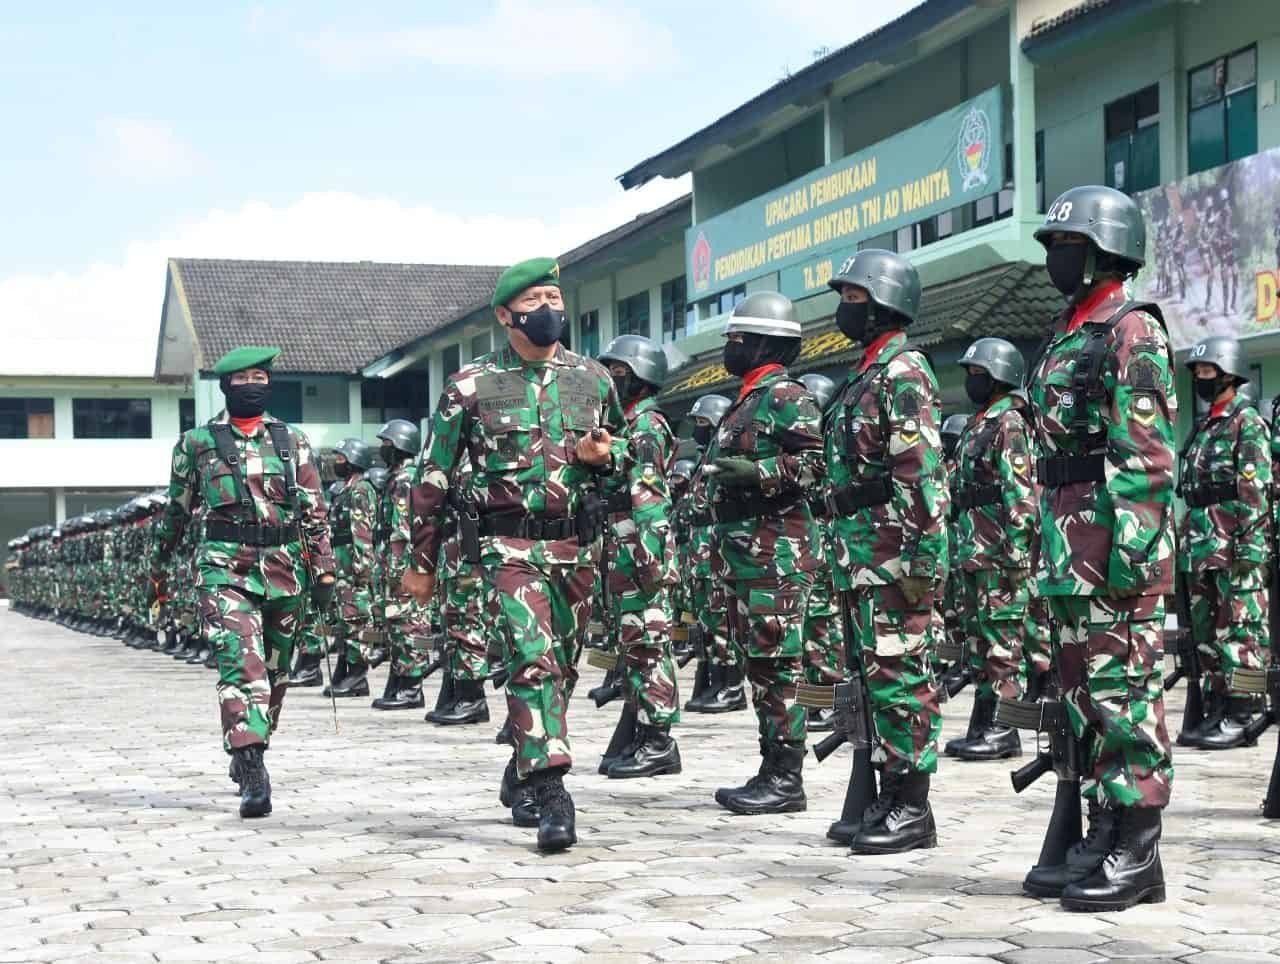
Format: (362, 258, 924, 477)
(678, 451, 716, 580)
(1178, 392, 1270, 573)
(153, 412, 334, 598)
(822, 331, 949, 590)
(605, 396, 677, 597)
(1026, 284, 1177, 597)
(331, 474, 377, 588)
(386, 461, 430, 623)
(952, 395, 1038, 573)
(707, 367, 824, 581)
(410, 344, 628, 574)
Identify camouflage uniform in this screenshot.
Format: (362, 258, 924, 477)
(153, 411, 334, 752)
(331, 472, 377, 663)
(410, 343, 627, 779)
(384, 460, 433, 683)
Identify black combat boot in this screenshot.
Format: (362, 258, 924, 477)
(684, 661, 715, 712)
(944, 696, 985, 757)
(233, 746, 272, 818)
(1024, 798, 1117, 897)
(427, 679, 489, 725)
(372, 674, 425, 710)
(322, 652, 348, 696)
(715, 741, 806, 815)
(499, 755, 540, 828)
(1177, 688, 1221, 748)
(850, 771, 937, 854)
(701, 664, 748, 713)
(598, 704, 639, 775)
(1060, 806, 1165, 911)
(203, 645, 218, 669)
(330, 658, 369, 697)
(1195, 695, 1257, 750)
(187, 639, 212, 665)
(367, 646, 389, 669)
(162, 631, 183, 655)
(828, 770, 902, 845)
(289, 652, 323, 687)
(954, 695, 1022, 761)
(175, 634, 200, 660)
(530, 768, 576, 852)
(495, 718, 514, 746)
(608, 722, 682, 779)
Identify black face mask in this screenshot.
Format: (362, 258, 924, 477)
(836, 301, 873, 344)
(965, 372, 997, 407)
(943, 438, 960, 461)
(1194, 377, 1225, 402)
(1046, 243, 1090, 298)
(692, 424, 713, 448)
(380, 444, 399, 466)
(723, 339, 760, 377)
(334, 462, 352, 479)
(224, 382, 271, 418)
(612, 372, 643, 405)
(508, 303, 565, 347)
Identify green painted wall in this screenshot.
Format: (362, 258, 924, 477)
(691, 112, 824, 223)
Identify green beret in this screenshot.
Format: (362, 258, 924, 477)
(212, 346, 281, 375)
(491, 257, 561, 308)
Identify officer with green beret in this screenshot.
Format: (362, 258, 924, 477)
(152, 345, 336, 819)
(402, 257, 629, 852)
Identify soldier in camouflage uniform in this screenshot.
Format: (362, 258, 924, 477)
(947, 338, 1036, 762)
(1178, 335, 1270, 749)
(403, 258, 628, 852)
(705, 292, 825, 816)
(321, 438, 378, 698)
(682, 394, 748, 715)
(289, 481, 344, 687)
(938, 414, 971, 703)
(375, 420, 435, 712)
(820, 249, 948, 853)
(798, 372, 846, 733)
(152, 346, 336, 819)
(1007, 389, 1054, 698)
(596, 334, 681, 779)
(1024, 185, 1176, 911)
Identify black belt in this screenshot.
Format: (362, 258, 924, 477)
(606, 491, 632, 515)
(825, 478, 892, 516)
(1037, 454, 1105, 486)
(478, 513, 578, 540)
(1185, 482, 1236, 508)
(204, 520, 301, 546)
(953, 484, 1001, 510)
(711, 495, 802, 525)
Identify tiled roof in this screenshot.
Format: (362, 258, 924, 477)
(658, 262, 1060, 403)
(171, 259, 505, 374)
(1025, 0, 1116, 41)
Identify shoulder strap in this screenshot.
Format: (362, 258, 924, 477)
(209, 423, 252, 519)
(265, 422, 300, 519)
(1068, 299, 1153, 441)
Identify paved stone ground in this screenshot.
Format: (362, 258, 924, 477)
(4, 607, 1280, 964)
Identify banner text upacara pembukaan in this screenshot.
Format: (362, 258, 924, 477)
(686, 87, 1004, 301)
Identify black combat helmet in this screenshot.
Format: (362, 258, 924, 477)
(957, 338, 1026, 389)
(1186, 335, 1248, 384)
(377, 419, 421, 456)
(598, 334, 669, 390)
(334, 437, 375, 471)
(799, 372, 838, 411)
(687, 393, 732, 426)
(828, 249, 922, 325)
(1035, 185, 1146, 270)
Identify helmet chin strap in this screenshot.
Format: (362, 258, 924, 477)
(1070, 247, 1098, 305)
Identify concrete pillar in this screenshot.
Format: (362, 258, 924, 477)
(823, 95, 846, 164)
(1010, 13, 1040, 226)
(54, 488, 66, 524)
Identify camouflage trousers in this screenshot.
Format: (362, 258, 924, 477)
(1189, 568, 1268, 698)
(198, 585, 305, 753)
(726, 573, 813, 744)
(961, 569, 1028, 701)
(442, 573, 493, 682)
(298, 599, 327, 657)
(609, 581, 679, 727)
(802, 572, 845, 686)
(488, 557, 593, 779)
(691, 576, 736, 667)
(1049, 594, 1173, 809)
(337, 580, 372, 664)
(385, 588, 432, 680)
(1024, 593, 1054, 679)
(846, 584, 942, 776)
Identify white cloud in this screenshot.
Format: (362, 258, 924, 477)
(101, 117, 204, 184)
(304, 0, 676, 79)
(0, 175, 691, 377)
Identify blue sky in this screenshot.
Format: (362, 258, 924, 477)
(0, 0, 919, 374)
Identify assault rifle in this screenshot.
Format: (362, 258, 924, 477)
(935, 637, 972, 700)
(799, 590, 878, 844)
(1165, 571, 1205, 747)
(1230, 551, 1280, 817)
(996, 695, 1083, 875)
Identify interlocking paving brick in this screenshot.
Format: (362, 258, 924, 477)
(4, 610, 1280, 963)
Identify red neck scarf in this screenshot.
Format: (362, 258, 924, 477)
(231, 415, 264, 436)
(1066, 281, 1124, 334)
(738, 363, 784, 401)
(1210, 388, 1236, 420)
(860, 330, 901, 373)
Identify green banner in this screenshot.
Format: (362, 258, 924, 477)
(687, 86, 1005, 301)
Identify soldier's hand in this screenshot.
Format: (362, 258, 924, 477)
(707, 457, 758, 488)
(311, 575, 336, 609)
(400, 568, 436, 605)
(576, 429, 613, 466)
(898, 574, 933, 606)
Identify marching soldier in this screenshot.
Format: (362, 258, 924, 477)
(402, 258, 627, 852)
(938, 413, 971, 704)
(1178, 335, 1270, 749)
(820, 250, 948, 853)
(705, 292, 825, 815)
(947, 337, 1036, 762)
(327, 437, 378, 699)
(152, 346, 336, 818)
(1025, 185, 1176, 911)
